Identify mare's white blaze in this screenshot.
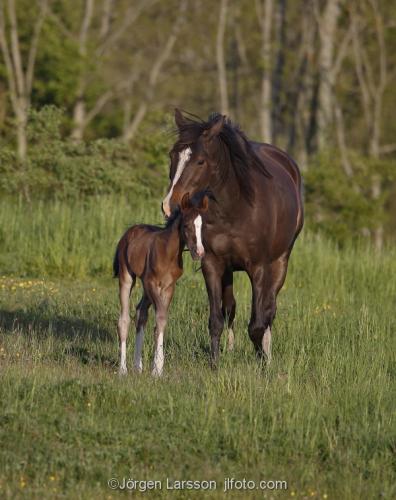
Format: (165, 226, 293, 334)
(120, 340, 127, 374)
(194, 215, 204, 256)
(133, 327, 144, 373)
(162, 147, 192, 215)
(262, 326, 272, 362)
(152, 331, 164, 377)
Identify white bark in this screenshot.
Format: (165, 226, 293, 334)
(317, 0, 341, 149)
(216, 0, 229, 115)
(0, 0, 47, 162)
(256, 0, 273, 143)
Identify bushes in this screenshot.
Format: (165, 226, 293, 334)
(0, 106, 170, 200)
(304, 150, 395, 244)
(1, 106, 395, 245)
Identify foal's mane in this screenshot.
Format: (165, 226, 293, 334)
(173, 112, 271, 202)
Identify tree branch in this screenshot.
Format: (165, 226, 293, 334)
(26, 0, 48, 95)
(7, 0, 25, 97)
(0, 3, 18, 110)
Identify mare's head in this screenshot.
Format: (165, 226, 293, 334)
(180, 192, 209, 260)
(162, 109, 270, 217)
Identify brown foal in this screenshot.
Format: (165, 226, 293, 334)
(113, 193, 208, 377)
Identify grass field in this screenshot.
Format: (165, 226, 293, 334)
(0, 197, 395, 499)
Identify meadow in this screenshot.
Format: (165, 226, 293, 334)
(0, 196, 395, 499)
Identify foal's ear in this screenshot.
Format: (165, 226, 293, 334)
(175, 108, 186, 129)
(180, 192, 191, 211)
(204, 114, 225, 140)
(200, 195, 209, 212)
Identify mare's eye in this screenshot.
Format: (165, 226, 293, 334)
(197, 159, 205, 165)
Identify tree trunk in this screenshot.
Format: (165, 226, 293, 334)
(70, 0, 94, 141)
(317, 0, 340, 150)
(15, 100, 27, 161)
(257, 0, 273, 143)
(71, 94, 86, 141)
(271, 0, 286, 144)
(216, 0, 229, 115)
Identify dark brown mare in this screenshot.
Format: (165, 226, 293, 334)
(114, 192, 209, 376)
(162, 110, 304, 366)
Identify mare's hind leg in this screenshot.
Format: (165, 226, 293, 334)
(151, 284, 175, 377)
(134, 293, 151, 373)
(222, 270, 236, 351)
(264, 252, 291, 359)
(118, 272, 135, 375)
(248, 252, 290, 362)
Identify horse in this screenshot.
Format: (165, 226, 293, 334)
(113, 192, 209, 376)
(162, 109, 304, 367)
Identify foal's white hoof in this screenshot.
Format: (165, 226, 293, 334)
(118, 366, 128, 376)
(133, 364, 143, 374)
(227, 329, 235, 351)
(151, 368, 163, 378)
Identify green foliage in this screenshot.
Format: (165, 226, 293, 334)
(0, 106, 169, 200)
(305, 150, 396, 243)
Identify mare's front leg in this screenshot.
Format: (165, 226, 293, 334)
(151, 283, 175, 377)
(222, 269, 236, 351)
(202, 257, 225, 368)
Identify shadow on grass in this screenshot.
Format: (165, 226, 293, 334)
(0, 308, 113, 342)
(0, 309, 114, 342)
(0, 308, 118, 368)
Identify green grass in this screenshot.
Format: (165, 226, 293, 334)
(0, 197, 395, 499)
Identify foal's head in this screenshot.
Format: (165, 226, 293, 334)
(180, 192, 209, 260)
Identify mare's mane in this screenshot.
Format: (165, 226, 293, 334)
(173, 112, 271, 202)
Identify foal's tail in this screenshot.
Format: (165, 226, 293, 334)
(113, 246, 120, 278)
(113, 231, 135, 281)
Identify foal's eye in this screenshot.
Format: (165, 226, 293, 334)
(197, 159, 205, 165)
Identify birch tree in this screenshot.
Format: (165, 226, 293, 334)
(0, 0, 48, 161)
(216, 0, 229, 115)
(255, 0, 273, 143)
(316, 0, 341, 150)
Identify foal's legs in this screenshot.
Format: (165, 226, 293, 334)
(118, 272, 135, 375)
(222, 270, 236, 351)
(202, 257, 225, 368)
(151, 284, 174, 377)
(134, 293, 151, 373)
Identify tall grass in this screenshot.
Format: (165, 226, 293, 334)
(0, 195, 163, 277)
(0, 196, 395, 499)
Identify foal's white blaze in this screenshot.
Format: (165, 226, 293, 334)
(162, 147, 192, 216)
(152, 331, 164, 377)
(133, 327, 144, 373)
(262, 326, 272, 362)
(194, 215, 204, 257)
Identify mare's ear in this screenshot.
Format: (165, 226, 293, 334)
(180, 192, 190, 212)
(200, 195, 209, 212)
(204, 115, 225, 140)
(175, 108, 186, 129)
